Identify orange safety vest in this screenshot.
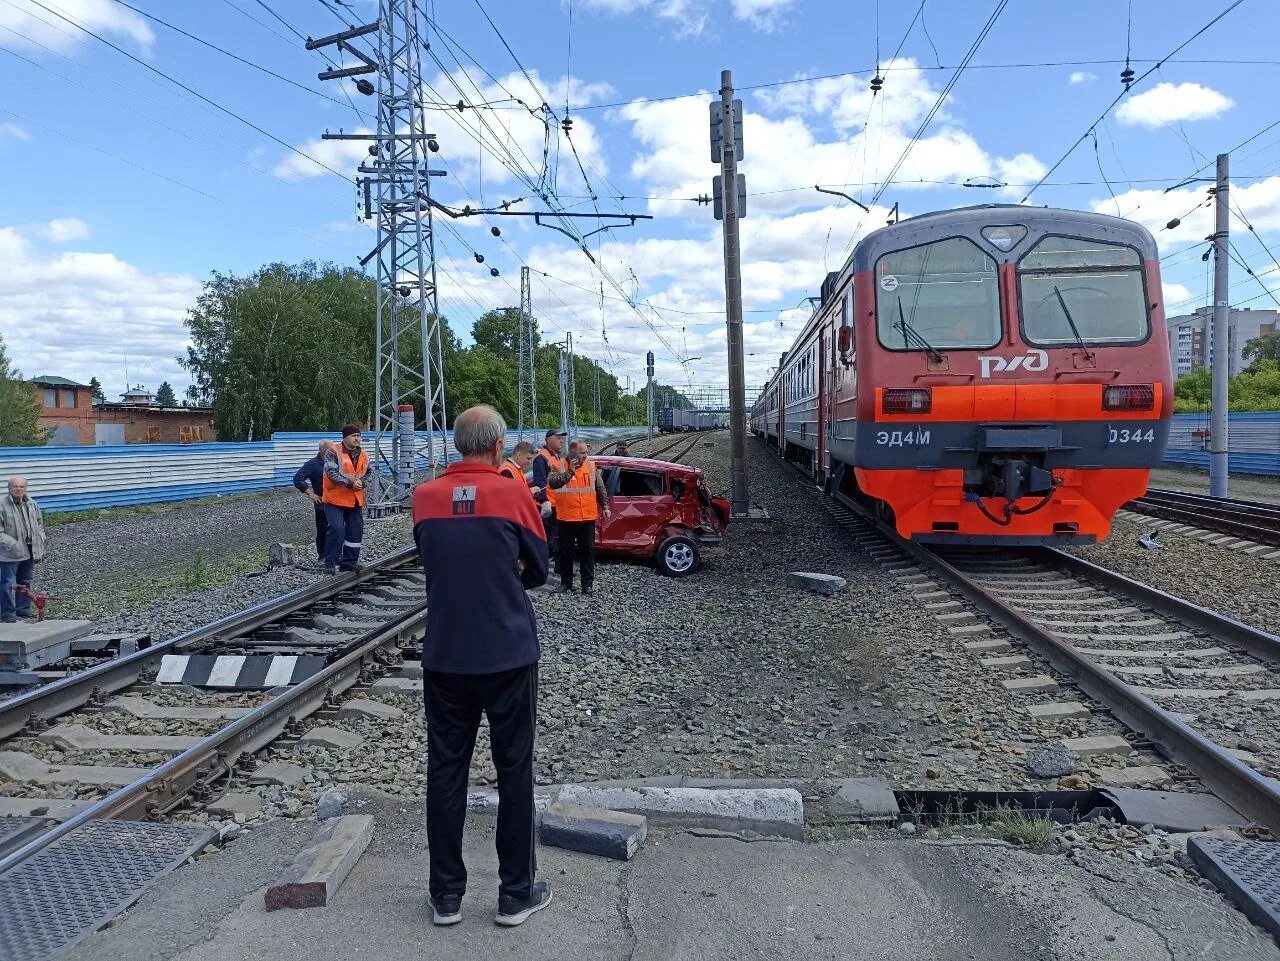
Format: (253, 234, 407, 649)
(322, 446, 369, 508)
(500, 459, 535, 498)
(537, 447, 568, 510)
(554, 459, 600, 522)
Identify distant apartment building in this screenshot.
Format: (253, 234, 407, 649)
(30, 376, 217, 446)
(1165, 307, 1278, 377)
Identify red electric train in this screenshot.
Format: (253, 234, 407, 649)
(750, 204, 1174, 544)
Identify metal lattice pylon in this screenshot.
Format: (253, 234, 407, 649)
(517, 265, 538, 440)
(369, 0, 447, 506)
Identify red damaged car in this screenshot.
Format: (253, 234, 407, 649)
(591, 455, 730, 576)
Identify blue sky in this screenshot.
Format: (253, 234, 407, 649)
(2, 0, 1278, 401)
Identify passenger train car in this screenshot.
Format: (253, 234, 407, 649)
(750, 205, 1173, 544)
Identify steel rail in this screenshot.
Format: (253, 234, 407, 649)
(0, 599, 427, 877)
(1129, 488, 1280, 547)
(833, 490, 1280, 833)
(0, 546, 419, 741)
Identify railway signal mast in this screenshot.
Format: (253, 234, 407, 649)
(308, 0, 448, 510)
(517, 266, 538, 442)
(1210, 153, 1231, 497)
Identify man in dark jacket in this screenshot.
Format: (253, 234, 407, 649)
(293, 441, 333, 562)
(411, 404, 552, 929)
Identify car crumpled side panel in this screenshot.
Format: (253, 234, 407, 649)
(597, 494, 675, 557)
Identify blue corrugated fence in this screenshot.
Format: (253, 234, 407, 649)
(1163, 412, 1280, 476)
(0, 428, 640, 513)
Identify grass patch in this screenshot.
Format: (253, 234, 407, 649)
(50, 545, 270, 620)
(904, 798, 1056, 851)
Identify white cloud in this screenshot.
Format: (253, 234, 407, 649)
(1116, 82, 1234, 129)
(0, 0, 153, 54)
(579, 0, 794, 34)
(273, 128, 373, 180)
(0, 122, 31, 142)
(1068, 71, 1096, 85)
(1162, 281, 1192, 308)
(0, 225, 199, 397)
(731, 0, 798, 30)
(41, 217, 90, 243)
(994, 153, 1048, 199)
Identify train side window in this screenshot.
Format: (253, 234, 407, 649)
(1018, 236, 1149, 345)
(875, 237, 1001, 351)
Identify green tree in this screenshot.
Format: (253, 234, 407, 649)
(1243, 331, 1280, 370)
(155, 381, 177, 406)
(472, 308, 524, 362)
(0, 333, 46, 446)
(1173, 367, 1212, 413)
(1231, 359, 1280, 411)
(88, 376, 105, 403)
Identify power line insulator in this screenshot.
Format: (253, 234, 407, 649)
(398, 286, 411, 298)
(474, 252, 485, 264)
(490, 226, 501, 237)
(490, 267, 500, 277)
(870, 74, 883, 93)
(1120, 67, 1135, 88)
(456, 100, 466, 111)
(427, 138, 439, 152)
(367, 145, 378, 156)
(355, 79, 375, 96)
(1166, 217, 1181, 230)
(561, 115, 574, 134)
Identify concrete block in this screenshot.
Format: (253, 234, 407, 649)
(1238, 689, 1280, 701)
(37, 723, 200, 754)
(1102, 787, 1250, 832)
(963, 639, 1011, 653)
(265, 814, 374, 910)
(0, 796, 93, 820)
(103, 695, 250, 721)
(1102, 766, 1173, 789)
(371, 677, 423, 692)
(0, 619, 92, 657)
(1169, 664, 1264, 678)
(948, 623, 991, 637)
(828, 777, 900, 823)
(248, 761, 310, 788)
(979, 655, 1031, 669)
(209, 791, 264, 820)
(0, 751, 146, 787)
(336, 698, 404, 721)
(786, 572, 847, 596)
(1061, 734, 1131, 758)
(1075, 646, 1227, 660)
(935, 611, 975, 623)
(556, 785, 804, 840)
(299, 727, 364, 751)
(269, 543, 298, 567)
(1025, 701, 1090, 719)
(1001, 675, 1059, 693)
(539, 802, 648, 861)
(1136, 687, 1230, 699)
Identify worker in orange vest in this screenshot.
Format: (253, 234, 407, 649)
(321, 423, 373, 574)
(499, 441, 537, 499)
(531, 429, 569, 577)
(547, 439, 610, 595)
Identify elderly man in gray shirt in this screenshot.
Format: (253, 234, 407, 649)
(0, 477, 46, 623)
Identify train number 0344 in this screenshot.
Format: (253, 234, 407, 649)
(1108, 428, 1156, 444)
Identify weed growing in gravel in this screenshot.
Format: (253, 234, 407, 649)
(184, 551, 209, 591)
(902, 798, 1056, 850)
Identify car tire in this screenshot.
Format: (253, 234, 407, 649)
(657, 534, 699, 577)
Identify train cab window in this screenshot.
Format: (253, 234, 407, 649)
(1019, 236, 1149, 345)
(875, 237, 1001, 351)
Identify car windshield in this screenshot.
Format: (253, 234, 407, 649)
(875, 236, 1001, 351)
(1019, 236, 1150, 345)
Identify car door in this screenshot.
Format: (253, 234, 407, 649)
(597, 467, 672, 556)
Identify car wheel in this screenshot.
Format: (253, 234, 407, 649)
(657, 534, 699, 577)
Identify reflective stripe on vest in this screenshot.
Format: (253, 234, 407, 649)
(322, 447, 369, 508)
(538, 448, 568, 509)
(555, 459, 598, 522)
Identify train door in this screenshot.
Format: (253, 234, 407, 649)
(825, 324, 838, 481)
(816, 332, 826, 482)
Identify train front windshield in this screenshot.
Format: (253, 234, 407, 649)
(1018, 236, 1150, 345)
(874, 237, 1001, 351)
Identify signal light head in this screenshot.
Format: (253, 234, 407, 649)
(882, 387, 932, 414)
(1103, 384, 1155, 411)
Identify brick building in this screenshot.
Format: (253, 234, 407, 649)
(31, 376, 217, 446)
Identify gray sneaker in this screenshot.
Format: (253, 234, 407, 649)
(495, 881, 552, 927)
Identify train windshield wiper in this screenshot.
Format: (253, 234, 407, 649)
(1052, 284, 1096, 361)
(895, 298, 944, 363)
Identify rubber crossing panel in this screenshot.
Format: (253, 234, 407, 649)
(0, 819, 215, 961)
(1188, 836, 1280, 943)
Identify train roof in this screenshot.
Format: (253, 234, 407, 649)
(850, 203, 1159, 274)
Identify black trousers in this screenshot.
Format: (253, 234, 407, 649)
(542, 513, 560, 579)
(312, 505, 328, 560)
(557, 520, 596, 588)
(423, 664, 538, 902)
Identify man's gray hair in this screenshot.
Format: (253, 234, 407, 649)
(453, 404, 508, 456)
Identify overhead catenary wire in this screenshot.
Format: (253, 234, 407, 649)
(1021, 0, 1248, 203)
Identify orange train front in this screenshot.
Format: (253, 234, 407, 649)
(751, 204, 1174, 545)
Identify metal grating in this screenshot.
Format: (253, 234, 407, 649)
(0, 819, 215, 961)
(1188, 836, 1280, 942)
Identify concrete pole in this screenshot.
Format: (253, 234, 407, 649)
(1210, 152, 1230, 497)
(719, 68, 750, 515)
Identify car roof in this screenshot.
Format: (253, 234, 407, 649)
(593, 455, 702, 477)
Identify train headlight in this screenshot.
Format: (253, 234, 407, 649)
(1103, 384, 1155, 411)
(883, 388, 932, 414)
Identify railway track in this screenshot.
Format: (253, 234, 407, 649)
(820, 487, 1280, 832)
(0, 550, 427, 959)
(643, 430, 719, 464)
(1126, 487, 1280, 548)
